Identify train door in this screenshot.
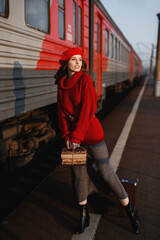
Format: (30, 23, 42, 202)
(96, 16, 102, 99)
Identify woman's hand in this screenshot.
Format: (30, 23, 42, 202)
(66, 140, 71, 149)
(71, 142, 80, 149)
(66, 140, 80, 150)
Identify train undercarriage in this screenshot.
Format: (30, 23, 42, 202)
(0, 78, 141, 170)
(0, 107, 56, 168)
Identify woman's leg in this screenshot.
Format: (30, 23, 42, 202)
(87, 141, 141, 234)
(74, 202, 90, 235)
(71, 166, 90, 234)
(87, 141, 128, 200)
(71, 165, 89, 203)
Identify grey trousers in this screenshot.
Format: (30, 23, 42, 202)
(72, 141, 128, 202)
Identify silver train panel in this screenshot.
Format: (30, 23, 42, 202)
(0, 69, 57, 122)
(102, 71, 130, 87)
(0, 14, 44, 69)
(102, 58, 130, 87)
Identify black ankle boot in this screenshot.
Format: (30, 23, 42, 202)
(75, 204, 90, 235)
(125, 202, 141, 234)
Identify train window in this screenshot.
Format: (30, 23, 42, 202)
(118, 41, 120, 60)
(105, 29, 109, 56)
(126, 48, 127, 62)
(78, 6, 82, 46)
(58, 0, 65, 39)
(121, 45, 124, 62)
(25, 0, 50, 33)
(73, 1, 76, 44)
(120, 43, 122, 61)
(97, 22, 101, 53)
(115, 38, 117, 60)
(0, 0, 9, 18)
(125, 48, 127, 62)
(97, 22, 98, 52)
(110, 34, 114, 58)
(117, 41, 119, 60)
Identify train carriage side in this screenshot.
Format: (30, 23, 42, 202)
(0, 0, 90, 167)
(0, 0, 142, 168)
(130, 49, 143, 83)
(0, 0, 56, 166)
(93, 0, 142, 102)
(0, 0, 89, 123)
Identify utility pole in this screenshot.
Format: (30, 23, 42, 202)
(154, 13, 160, 96)
(150, 44, 154, 76)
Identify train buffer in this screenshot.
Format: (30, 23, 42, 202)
(0, 75, 160, 240)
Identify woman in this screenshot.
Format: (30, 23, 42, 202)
(54, 47, 141, 235)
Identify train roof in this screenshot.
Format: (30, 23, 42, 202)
(95, 0, 141, 60)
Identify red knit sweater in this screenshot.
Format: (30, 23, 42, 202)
(57, 71, 104, 145)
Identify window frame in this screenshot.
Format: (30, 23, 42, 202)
(121, 44, 124, 62)
(118, 41, 121, 61)
(25, 0, 50, 34)
(78, 5, 82, 47)
(97, 21, 101, 53)
(110, 33, 114, 58)
(73, 0, 76, 44)
(58, 0, 65, 39)
(105, 29, 109, 56)
(115, 37, 117, 60)
(0, 0, 9, 18)
(97, 22, 99, 52)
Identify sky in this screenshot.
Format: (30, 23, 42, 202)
(100, 0, 160, 68)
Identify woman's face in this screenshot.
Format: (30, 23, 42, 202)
(67, 54, 82, 76)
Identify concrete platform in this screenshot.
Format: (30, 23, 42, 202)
(95, 76, 160, 240)
(0, 76, 160, 240)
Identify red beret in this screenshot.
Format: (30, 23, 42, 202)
(59, 48, 83, 65)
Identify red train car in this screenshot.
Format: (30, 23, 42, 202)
(0, 0, 143, 167)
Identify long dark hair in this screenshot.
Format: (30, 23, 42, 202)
(54, 59, 88, 84)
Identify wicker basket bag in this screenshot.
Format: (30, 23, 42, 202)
(61, 147, 87, 165)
